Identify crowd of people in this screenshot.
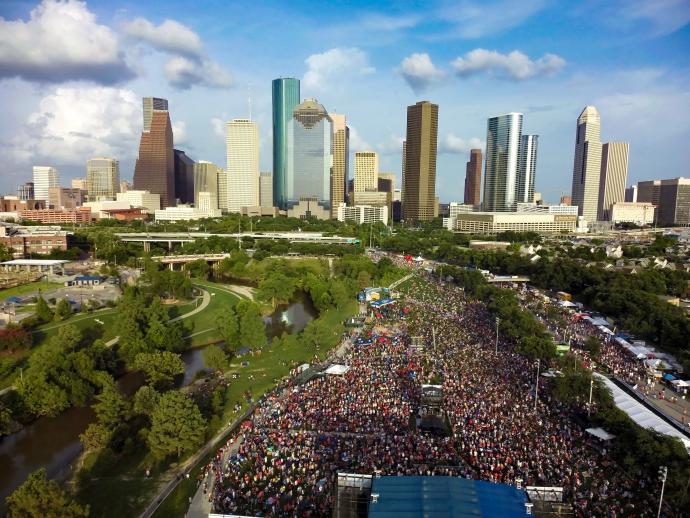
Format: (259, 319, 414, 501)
(198, 269, 664, 517)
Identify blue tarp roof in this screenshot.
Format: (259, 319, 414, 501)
(368, 476, 529, 518)
(75, 275, 104, 281)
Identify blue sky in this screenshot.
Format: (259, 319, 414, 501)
(1, 0, 689, 203)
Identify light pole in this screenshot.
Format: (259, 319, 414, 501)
(657, 466, 668, 518)
(534, 358, 540, 413)
(588, 377, 594, 418)
(495, 317, 500, 354)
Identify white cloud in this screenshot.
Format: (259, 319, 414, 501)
(303, 47, 375, 90)
(375, 134, 405, 156)
(397, 53, 446, 93)
(615, 0, 690, 37)
(437, 0, 546, 38)
(438, 134, 484, 154)
(349, 126, 372, 152)
(121, 17, 204, 58)
(452, 49, 565, 80)
(4, 86, 140, 166)
(210, 118, 225, 138)
(0, 0, 134, 84)
(172, 120, 187, 145)
(164, 56, 233, 90)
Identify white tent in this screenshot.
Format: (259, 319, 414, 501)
(595, 374, 690, 453)
(586, 427, 616, 441)
(324, 364, 350, 376)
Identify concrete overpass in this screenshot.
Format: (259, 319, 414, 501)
(150, 254, 231, 270)
(115, 231, 359, 251)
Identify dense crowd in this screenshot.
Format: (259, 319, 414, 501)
(200, 271, 661, 517)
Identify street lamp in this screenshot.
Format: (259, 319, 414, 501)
(657, 466, 668, 518)
(495, 317, 500, 354)
(534, 358, 541, 413)
(588, 377, 594, 418)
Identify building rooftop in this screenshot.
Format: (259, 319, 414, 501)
(1, 259, 69, 266)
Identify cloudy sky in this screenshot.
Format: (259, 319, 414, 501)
(1, 0, 689, 203)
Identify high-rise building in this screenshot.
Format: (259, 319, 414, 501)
(17, 182, 34, 200)
(637, 180, 661, 207)
(133, 97, 175, 207)
(48, 187, 85, 209)
(464, 149, 482, 206)
(287, 99, 332, 209)
(354, 151, 379, 192)
(32, 166, 60, 203)
(624, 185, 637, 203)
(218, 169, 228, 211)
(173, 149, 195, 204)
(226, 119, 260, 213)
(330, 113, 349, 218)
(597, 142, 629, 221)
(86, 158, 120, 200)
(402, 101, 438, 221)
(378, 172, 395, 218)
(272, 78, 300, 209)
(193, 161, 220, 209)
(71, 178, 87, 190)
(260, 172, 273, 208)
(570, 106, 602, 222)
(401, 141, 407, 207)
(657, 177, 690, 226)
(517, 134, 538, 204)
(482, 113, 523, 212)
(560, 195, 572, 206)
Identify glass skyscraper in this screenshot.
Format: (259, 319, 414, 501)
(287, 99, 332, 208)
(483, 113, 523, 212)
(272, 78, 300, 209)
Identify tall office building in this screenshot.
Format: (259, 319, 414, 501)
(32, 166, 60, 203)
(482, 113, 523, 212)
(378, 172, 395, 218)
(226, 119, 260, 212)
(218, 169, 228, 211)
(625, 185, 637, 203)
(71, 178, 87, 190)
(173, 149, 195, 204)
(517, 134, 538, 204)
(657, 178, 690, 226)
(570, 106, 602, 222)
(272, 78, 300, 209)
(464, 149, 482, 206)
(354, 151, 379, 192)
(260, 172, 273, 208)
(193, 161, 220, 208)
(637, 180, 661, 206)
(402, 101, 438, 221)
(86, 158, 120, 200)
(330, 113, 349, 217)
(133, 97, 175, 207)
(286, 99, 333, 209)
(597, 142, 629, 221)
(17, 182, 34, 200)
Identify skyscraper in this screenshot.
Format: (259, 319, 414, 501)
(354, 151, 379, 192)
(226, 119, 259, 212)
(133, 97, 175, 207)
(17, 182, 34, 200)
(194, 161, 220, 209)
(32, 166, 60, 203)
(402, 101, 438, 221)
(272, 78, 300, 209)
(260, 172, 273, 208)
(464, 149, 482, 206)
(173, 149, 195, 204)
(86, 158, 120, 200)
(287, 99, 333, 209)
(597, 142, 629, 221)
(570, 106, 602, 222)
(482, 113, 523, 212)
(330, 113, 349, 218)
(517, 134, 538, 204)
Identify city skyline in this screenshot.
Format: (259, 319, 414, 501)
(0, 0, 689, 203)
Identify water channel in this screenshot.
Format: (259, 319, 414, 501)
(0, 292, 316, 511)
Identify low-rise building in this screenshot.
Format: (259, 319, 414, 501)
(83, 200, 131, 219)
(154, 205, 221, 222)
(102, 208, 148, 221)
(443, 212, 579, 234)
(0, 196, 45, 212)
(48, 187, 85, 209)
(337, 203, 388, 224)
(286, 197, 330, 220)
(0, 224, 68, 257)
(115, 190, 161, 214)
(516, 202, 579, 215)
(17, 207, 91, 224)
(610, 202, 655, 225)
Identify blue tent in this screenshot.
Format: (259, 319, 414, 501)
(369, 476, 529, 518)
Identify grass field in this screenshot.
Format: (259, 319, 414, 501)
(182, 281, 241, 346)
(0, 281, 63, 300)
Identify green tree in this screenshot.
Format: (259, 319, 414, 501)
(201, 345, 228, 371)
(148, 391, 206, 459)
(133, 385, 160, 417)
(53, 298, 72, 321)
(0, 324, 32, 352)
(0, 243, 13, 262)
(34, 296, 53, 323)
(256, 272, 296, 309)
(145, 298, 184, 352)
(584, 336, 602, 357)
(5, 468, 89, 518)
(0, 403, 13, 435)
(237, 300, 267, 348)
(356, 270, 371, 290)
(134, 351, 185, 387)
(185, 259, 210, 279)
(93, 382, 130, 428)
(216, 305, 240, 352)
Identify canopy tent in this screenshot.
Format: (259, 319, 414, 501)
(595, 374, 690, 452)
(557, 300, 576, 308)
(324, 364, 350, 376)
(586, 427, 616, 441)
(598, 325, 614, 335)
(371, 298, 396, 308)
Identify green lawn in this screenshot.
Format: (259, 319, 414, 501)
(184, 281, 241, 347)
(0, 281, 63, 300)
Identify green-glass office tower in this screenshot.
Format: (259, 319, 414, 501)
(272, 78, 300, 209)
